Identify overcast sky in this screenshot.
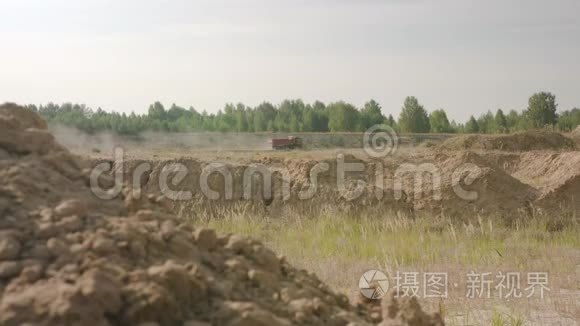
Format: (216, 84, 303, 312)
(1, 0, 578, 122)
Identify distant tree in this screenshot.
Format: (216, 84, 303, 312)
(235, 103, 249, 132)
(274, 99, 305, 132)
(465, 116, 479, 133)
(311, 101, 329, 131)
(253, 110, 266, 132)
(40, 96, 572, 136)
(201, 111, 216, 131)
(384, 114, 398, 131)
(429, 109, 451, 133)
(359, 99, 385, 130)
(148, 102, 166, 120)
(273, 112, 288, 132)
(398, 96, 430, 133)
(166, 103, 189, 121)
(557, 108, 580, 132)
(494, 109, 508, 133)
(506, 110, 521, 131)
(289, 115, 301, 132)
(449, 120, 460, 133)
(476, 111, 494, 133)
(302, 106, 316, 132)
(186, 106, 203, 130)
(253, 102, 276, 132)
(386, 114, 396, 127)
(525, 92, 557, 128)
(328, 102, 360, 132)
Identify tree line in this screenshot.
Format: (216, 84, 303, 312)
(29, 92, 579, 135)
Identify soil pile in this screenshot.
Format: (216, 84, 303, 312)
(439, 130, 575, 152)
(466, 151, 580, 213)
(96, 154, 413, 220)
(0, 103, 443, 325)
(535, 173, 580, 211)
(571, 126, 580, 144)
(102, 149, 580, 219)
(511, 152, 580, 187)
(512, 152, 580, 212)
(400, 151, 537, 216)
(418, 150, 580, 215)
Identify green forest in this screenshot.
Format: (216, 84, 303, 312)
(29, 92, 579, 135)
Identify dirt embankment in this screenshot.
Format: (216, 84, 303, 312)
(94, 154, 415, 220)
(571, 126, 580, 144)
(398, 150, 579, 215)
(419, 131, 580, 215)
(509, 152, 580, 211)
(412, 152, 538, 216)
(439, 130, 576, 152)
(0, 103, 444, 325)
(96, 146, 580, 220)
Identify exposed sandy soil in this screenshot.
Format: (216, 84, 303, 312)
(438, 130, 576, 152)
(86, 136, 580, 220)
(570, 126, 580, 146)
(0, 104, 447, 324)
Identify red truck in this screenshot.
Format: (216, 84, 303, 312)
(270, 136, 303, 150)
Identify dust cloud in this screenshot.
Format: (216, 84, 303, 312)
(48, 124, 274, 154)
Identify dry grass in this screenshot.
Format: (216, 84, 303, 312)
(195, 211, 580, 325)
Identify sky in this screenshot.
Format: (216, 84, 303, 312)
(1, 0, 579, 122)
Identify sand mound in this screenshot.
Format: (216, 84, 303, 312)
(400, 151, 537, 216)
(0, 102, 47, 130)
(511, 152, 580, 187)
(0, 103, 60, 156)
(571, 126, 580, 144)
(464, 151, 580, 213)
(102, 149, 579, 220)
(0, 104, 443, 325)
(95, 154, 413, 220)
(535, 174, 580, 212)
(440, 130, 575, 152)
(507, 152, 580, 212)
